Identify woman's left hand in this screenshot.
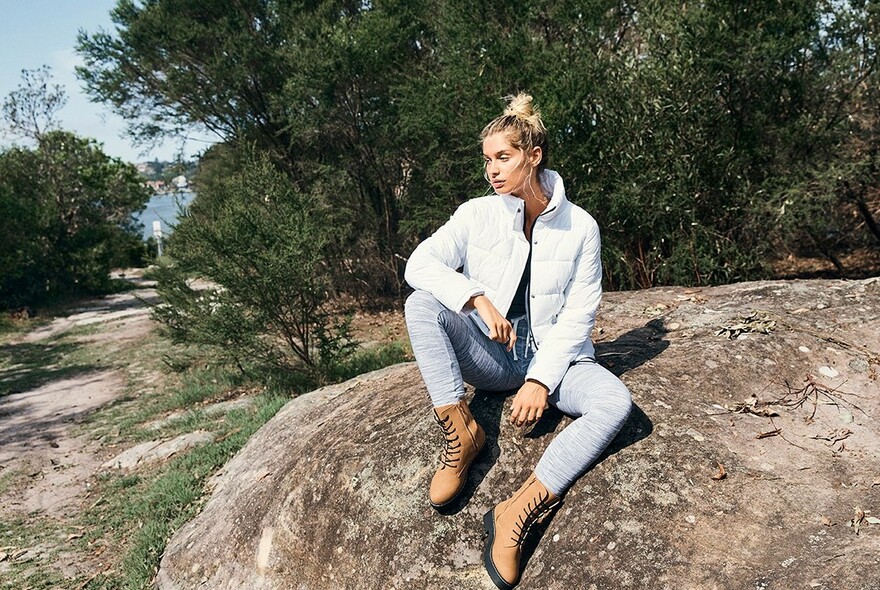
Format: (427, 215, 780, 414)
(510, 380, 550, 427)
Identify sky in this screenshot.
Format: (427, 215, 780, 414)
(0, 0, 215, 163)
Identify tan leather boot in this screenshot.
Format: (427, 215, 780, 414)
(482, 473, 560, 589)
(429, 400, 485, 508)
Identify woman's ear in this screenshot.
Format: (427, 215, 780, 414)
(529, 146, 543, 168)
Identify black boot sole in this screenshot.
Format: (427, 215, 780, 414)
(482, 510, 516, 590)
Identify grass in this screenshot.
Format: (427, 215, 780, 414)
(327, 339, 412, 382)
(0, 468, 21, 497)
(0, 512, 71, 590)
(83, 361, 253, 445)
(74, 390, 289, 589)
(0, 313, 40, 338)
(3, 361, 291, 590)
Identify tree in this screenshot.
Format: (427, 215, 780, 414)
(0, 67, 152, 308)
(1, 65, 67, 140)
(0, 131, 152, 308)
(78, 0, 880, 292)
(76, 0, 292, 158)
(769, 0, 880, 271)
(79, 0, 443, 295)
(0, 148, 44, 308)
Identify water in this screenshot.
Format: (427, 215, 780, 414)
(135, 191, 195, 240)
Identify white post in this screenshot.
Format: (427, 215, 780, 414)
(152, 220, 164, 257)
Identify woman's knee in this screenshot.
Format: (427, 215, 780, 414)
(404, 290, 444, 322)
(558, 366, 632, 418)
(607, 382, 633, 424)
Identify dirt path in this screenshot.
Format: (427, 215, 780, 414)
(0, 371, 125, 515)
(0, 274, 160, 577)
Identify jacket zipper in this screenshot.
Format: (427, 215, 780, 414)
(525, 205, 557, 353)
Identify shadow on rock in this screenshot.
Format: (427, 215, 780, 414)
(517, 403, 653, 575)
(521, 500, 563, 572)
(595, 318, 670, 376)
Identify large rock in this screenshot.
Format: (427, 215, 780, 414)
(157, 279, 880, 590)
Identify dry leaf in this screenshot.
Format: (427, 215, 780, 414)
(717, 312, 776, 339)
(865, 517, 880, 525)
(756, 429, 782, 439)
(67, 533, 84, 541)
(724, 396, 779, 417)
(850, 506, 866, 535)
(643, 304, 670, 315)
(872, 477, 880, 487)
(0, 552, 7, 562)
(711, 461, 727, 481)
(821, 516, 833, 526)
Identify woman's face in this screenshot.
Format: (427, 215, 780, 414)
(482, 132, 541, 198)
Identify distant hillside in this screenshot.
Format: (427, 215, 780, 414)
(136, 160, 197, 183)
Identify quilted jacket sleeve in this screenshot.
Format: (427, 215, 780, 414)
(404, 201, 485, 313)
(525, 219, 603, 393)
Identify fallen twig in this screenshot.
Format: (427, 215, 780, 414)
(756, 428, 781, 439)
(770, 416, 812, 451)
(811, 428, 852, 445)
(779, 376, 868, 419)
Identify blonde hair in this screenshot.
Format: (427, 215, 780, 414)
(481, 93, 548, 171)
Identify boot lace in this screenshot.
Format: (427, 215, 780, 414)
(510, 492, 560, 547)
(435, 413, 462, 469)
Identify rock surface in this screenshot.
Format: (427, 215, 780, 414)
(157, 279, 880, 590)
(101, 431, 216, 470)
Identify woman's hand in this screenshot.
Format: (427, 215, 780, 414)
(510, 380, 550, 427)
(470, 295, 515, 351)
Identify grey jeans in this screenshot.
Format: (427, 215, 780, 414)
(405, 290, 632, 496)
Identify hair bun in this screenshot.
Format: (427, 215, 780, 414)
(503, 93, 543, 129)
(481, 91, 549, 170)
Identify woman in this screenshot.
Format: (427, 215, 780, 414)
(404, 94, 632, 590)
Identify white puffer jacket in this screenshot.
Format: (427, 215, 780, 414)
(405, 169, 602, 394)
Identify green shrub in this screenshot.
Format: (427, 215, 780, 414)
(151, 155, 356, 383)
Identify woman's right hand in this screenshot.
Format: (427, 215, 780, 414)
(470, 295, 516, 351)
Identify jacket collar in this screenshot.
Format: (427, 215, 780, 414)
(538, 169, 568, 221)
(500, 169, 569, 230)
